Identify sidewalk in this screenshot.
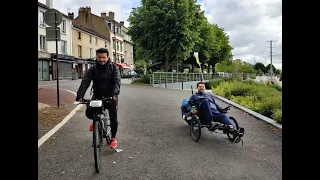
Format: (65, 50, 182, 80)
(38, 87, 75, 106)
(38, 87, 77, 140)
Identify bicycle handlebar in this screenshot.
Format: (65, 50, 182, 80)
(73, 97, 114, 105)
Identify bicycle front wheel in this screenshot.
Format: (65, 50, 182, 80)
(93, 120, 103, 173)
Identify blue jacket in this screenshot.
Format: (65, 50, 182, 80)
(188, 92, 221, 114)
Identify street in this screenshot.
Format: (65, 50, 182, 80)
(38, 80, 282, 180)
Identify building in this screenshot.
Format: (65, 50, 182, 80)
(101, 12, 124, 63)
(122, 25, 134, 66)
(71, 13, 111, 78)
(38, 1, 74, 81)
(73, 7, 132, 72)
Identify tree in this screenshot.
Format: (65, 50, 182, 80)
(253, 62, 266, 73)
(128, 0, 202, 71)
(266, 64, 276, 74)
(208, 24, 233, 74)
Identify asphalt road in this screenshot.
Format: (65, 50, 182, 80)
(38, 80, 282, 180)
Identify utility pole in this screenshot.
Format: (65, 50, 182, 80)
(267, 40, 275, 82)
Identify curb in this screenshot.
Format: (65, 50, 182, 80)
(180, 88, 282, 130)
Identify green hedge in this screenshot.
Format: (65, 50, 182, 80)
(212, 80, 282, 124)
(132, 74, 151, 84)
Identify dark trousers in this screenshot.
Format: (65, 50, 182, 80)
(198, 99, 233, 126)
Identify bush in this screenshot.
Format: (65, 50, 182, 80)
(250, 73, 256, 79)
(270, 83, 282, 91)
(212, 81, 282, 122)
(205, 78, 224, 89)
(132, 74, 151, 84)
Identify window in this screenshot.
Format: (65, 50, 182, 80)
(117, 41, 119, 51)
(39, 35, 46, 51)
(78, 32, 81, 40)
(61, 40, 67, 54)
(105, 41, 107, 48)
(107, 21, 112, 29)
(95, 37, 98, 45)
(78, 45, 82, 57)
(89, 36, 92, 44)
(39, 11, 45, 27)
(113, 40, 116, 50)
(89, 48, 93, 58)
(62, 20, 66, 33)
(120, 42, 123, 52)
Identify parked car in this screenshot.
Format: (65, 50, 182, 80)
(122, 70, 140, 78)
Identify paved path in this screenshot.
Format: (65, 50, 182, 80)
(38, 82, 282, 180)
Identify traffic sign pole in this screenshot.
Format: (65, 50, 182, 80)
(55, 11, 60, 107)
(44, 9, 62, 107)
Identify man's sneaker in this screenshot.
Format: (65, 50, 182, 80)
(110, 138, 117, 149)
(89, 124, 93, 131)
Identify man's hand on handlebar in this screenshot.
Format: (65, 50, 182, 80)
(219, 106, 231, 113)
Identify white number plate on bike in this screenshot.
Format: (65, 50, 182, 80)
(89, 100, 103, 107)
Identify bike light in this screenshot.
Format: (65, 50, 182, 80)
(89, 100, 103, 107)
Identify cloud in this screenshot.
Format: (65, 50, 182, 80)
(198, 0, 282, 69)
(39, 0, 141, 28)
(40, 0, 282, 69)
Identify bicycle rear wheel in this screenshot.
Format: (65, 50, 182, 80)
(93, 120, 103, 173)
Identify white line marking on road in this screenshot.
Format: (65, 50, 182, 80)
(38, 88, 83, 148)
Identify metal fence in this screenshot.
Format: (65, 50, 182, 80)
(149, 72, 249, 89)
(151, 72, 214, 89)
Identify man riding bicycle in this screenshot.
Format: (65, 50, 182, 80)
(75, 48, 121, 149)
(186, 81, 243, 138)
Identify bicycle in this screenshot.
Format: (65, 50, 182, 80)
(74, 96, 113, 173)
(189, 104, 244, 145)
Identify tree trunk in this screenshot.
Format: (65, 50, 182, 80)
(164, 58, 169, 72)
(191, 56, 194, 73)
(212, 63, 216, 78)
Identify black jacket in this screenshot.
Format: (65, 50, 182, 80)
(76, 59, 121, 100)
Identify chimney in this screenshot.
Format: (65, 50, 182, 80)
(101, 12, 106, 18)
(68, 12, 74, 20)
(108, 11, 115, 20)
(46, 0, 53, 8)
(83, 7, 91, 23)
(84, 6, 91, 13)
(120, 21, 124, 26)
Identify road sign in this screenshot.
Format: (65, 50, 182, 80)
(46, 27, 61, 41)
(44, 9, 62, 27)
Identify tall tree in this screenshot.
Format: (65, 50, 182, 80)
(128, 0, 202, 71)
(253, 62, 266, 73)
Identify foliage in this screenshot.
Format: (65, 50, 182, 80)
(128, 0, 203, 71)
(253, 62, 266, 73)
(212, 80, 282, 123)
(131, 74, 152, 84)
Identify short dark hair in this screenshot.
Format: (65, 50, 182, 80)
(197, 81, 205, 87)
(96, 48, 109, 56)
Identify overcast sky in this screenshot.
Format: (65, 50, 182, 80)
(40, 0, 282, 69)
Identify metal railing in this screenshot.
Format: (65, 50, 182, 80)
(151, 72, 214, 88)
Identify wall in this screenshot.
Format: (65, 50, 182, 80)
(72, 27, 111, 59)
(38, 6, 73, 55)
